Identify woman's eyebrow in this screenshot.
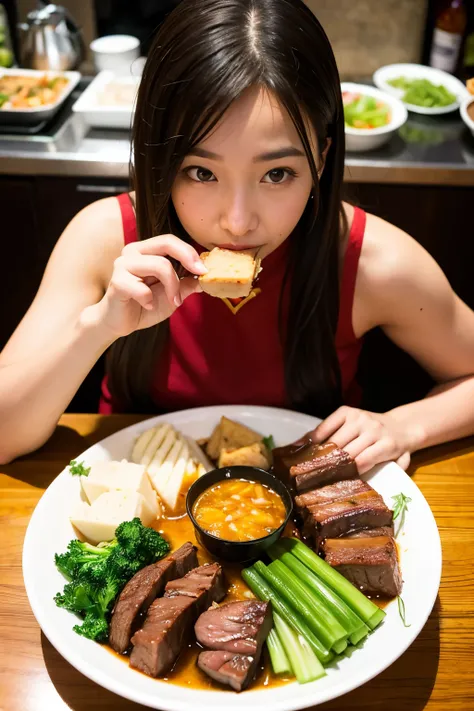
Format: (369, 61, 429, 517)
(187, 146, 305, 161)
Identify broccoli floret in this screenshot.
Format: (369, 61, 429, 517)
(74, 612, 109, 643)
(54, 518, 169, 642)
(55, 539, 114, 580)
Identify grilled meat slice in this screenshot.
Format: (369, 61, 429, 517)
(303, 490, 393, 545)
(129, 563, 226, 677)
(195, 600, 272, 655)
(295, 479, 372, 511)
(273, 436, 358, 493)
(164, 562, 226, 614)
(323, 534, 402, 597)
(197, 650, 256, 692)
(109, 542, 197, 654)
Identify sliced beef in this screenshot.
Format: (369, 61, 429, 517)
(195, 600, 272, 654)
(273, 437, 358, 493)
(195, 600, 272, 691)
(109, 542, 198, 654)
(295, 479, 372, 510)
(164, 562, 226, 614)
(303, 490, 393, 546)
(323, 535, 402, 597)
(197, 650, 256, 692)
(129, 562, 226, 677)
(346, 526, 395, 539)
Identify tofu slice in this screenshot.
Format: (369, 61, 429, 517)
(80, 460, 159, 518)
(70, 490, 155, 544)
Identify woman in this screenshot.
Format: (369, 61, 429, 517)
(1, 0, 473, 470)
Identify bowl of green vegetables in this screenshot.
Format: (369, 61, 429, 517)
(373, 63, 469, 115)
(341, 82, 407, 152)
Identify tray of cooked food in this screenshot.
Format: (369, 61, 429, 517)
(22, 405, 441, 710)
(0, 68, 81, 125)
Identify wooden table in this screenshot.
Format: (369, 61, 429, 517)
(1, 414, 473, 711)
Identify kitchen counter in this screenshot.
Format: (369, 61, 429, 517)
(1, 84, 474, 185)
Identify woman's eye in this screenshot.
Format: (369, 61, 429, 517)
(186, 167, 216, 182)
(262, 168, 296, 184)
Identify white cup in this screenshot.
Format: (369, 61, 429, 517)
(90, 35, 140, 75)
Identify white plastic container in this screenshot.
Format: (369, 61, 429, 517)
(72, 70, 140, 129)
(90, 35, 140, 75)
(341, 82, 408, 153)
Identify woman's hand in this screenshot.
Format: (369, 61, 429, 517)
(312, 406, 413, 474)
(90, 234, 206, 338)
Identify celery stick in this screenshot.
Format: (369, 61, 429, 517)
(280, 538, 385, 630)
(267, 627, 292, 676)
(241, 565, 333, 664)
(266, 559, 348, 654)
(269, 542, 369, 644)
(273, 613, 326, 684)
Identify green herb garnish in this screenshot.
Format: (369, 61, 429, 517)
(397, 595, 411, 628)
(263, 435, 276, 451)
(392, 492, 412, 534)
(69, 459, 91, 477)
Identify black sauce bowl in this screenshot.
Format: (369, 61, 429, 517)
(186, 465, 293, 564)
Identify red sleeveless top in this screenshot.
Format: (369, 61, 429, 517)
(99, 194, 365, 414)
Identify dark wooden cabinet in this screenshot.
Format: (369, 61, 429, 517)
(0, 175, 128, 412)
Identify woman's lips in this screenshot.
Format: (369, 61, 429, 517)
(214, 243, 261, 252)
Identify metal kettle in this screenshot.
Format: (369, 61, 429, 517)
(18, 3, 85, 71)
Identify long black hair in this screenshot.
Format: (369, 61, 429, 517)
(107, 0, 346, 417)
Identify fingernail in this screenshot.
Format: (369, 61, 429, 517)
(174, 294, 182, 308)
(194, 260, 207, 275)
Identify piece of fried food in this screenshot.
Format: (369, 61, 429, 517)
(218, 442, 270, 470)
(199, 248, 262, 298)
(467, 78, 474, 96)
(206, 416, 263, 461)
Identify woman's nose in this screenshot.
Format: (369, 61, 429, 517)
(219, 189, 258, 237)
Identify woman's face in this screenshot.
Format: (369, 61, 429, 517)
(172, 86, 317, 259)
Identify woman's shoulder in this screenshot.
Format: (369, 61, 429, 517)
(61, 194, 127, 289)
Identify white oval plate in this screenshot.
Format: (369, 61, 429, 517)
(373, 63, 469, 115)
(22, 405, 442, 711)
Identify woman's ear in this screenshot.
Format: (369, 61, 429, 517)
(318, 138, 332, 178)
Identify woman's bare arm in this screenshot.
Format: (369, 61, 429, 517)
(0, 197, 123, 463)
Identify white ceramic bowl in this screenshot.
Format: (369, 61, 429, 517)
(373, 63, 469, 115)
(90, 35, 140, 75)
(460, 95, 474, 136)
(341, 82, 408, 152)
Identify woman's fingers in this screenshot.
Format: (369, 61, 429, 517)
(126, 234, 208, 276)
(353, 440, 393, 475)
(313, 407, 350, 443)
(109, 269, 154, 311)
(178, 275, 202, 304)
(118, 254, 181, 309)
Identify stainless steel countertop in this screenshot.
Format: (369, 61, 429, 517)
(1, 106, 474, 186)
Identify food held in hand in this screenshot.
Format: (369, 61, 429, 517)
(192, 478, 286, 542)
(342, 91, 391, 129)
(387, 76, 456, 108)
(199, 247, 262, 298)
